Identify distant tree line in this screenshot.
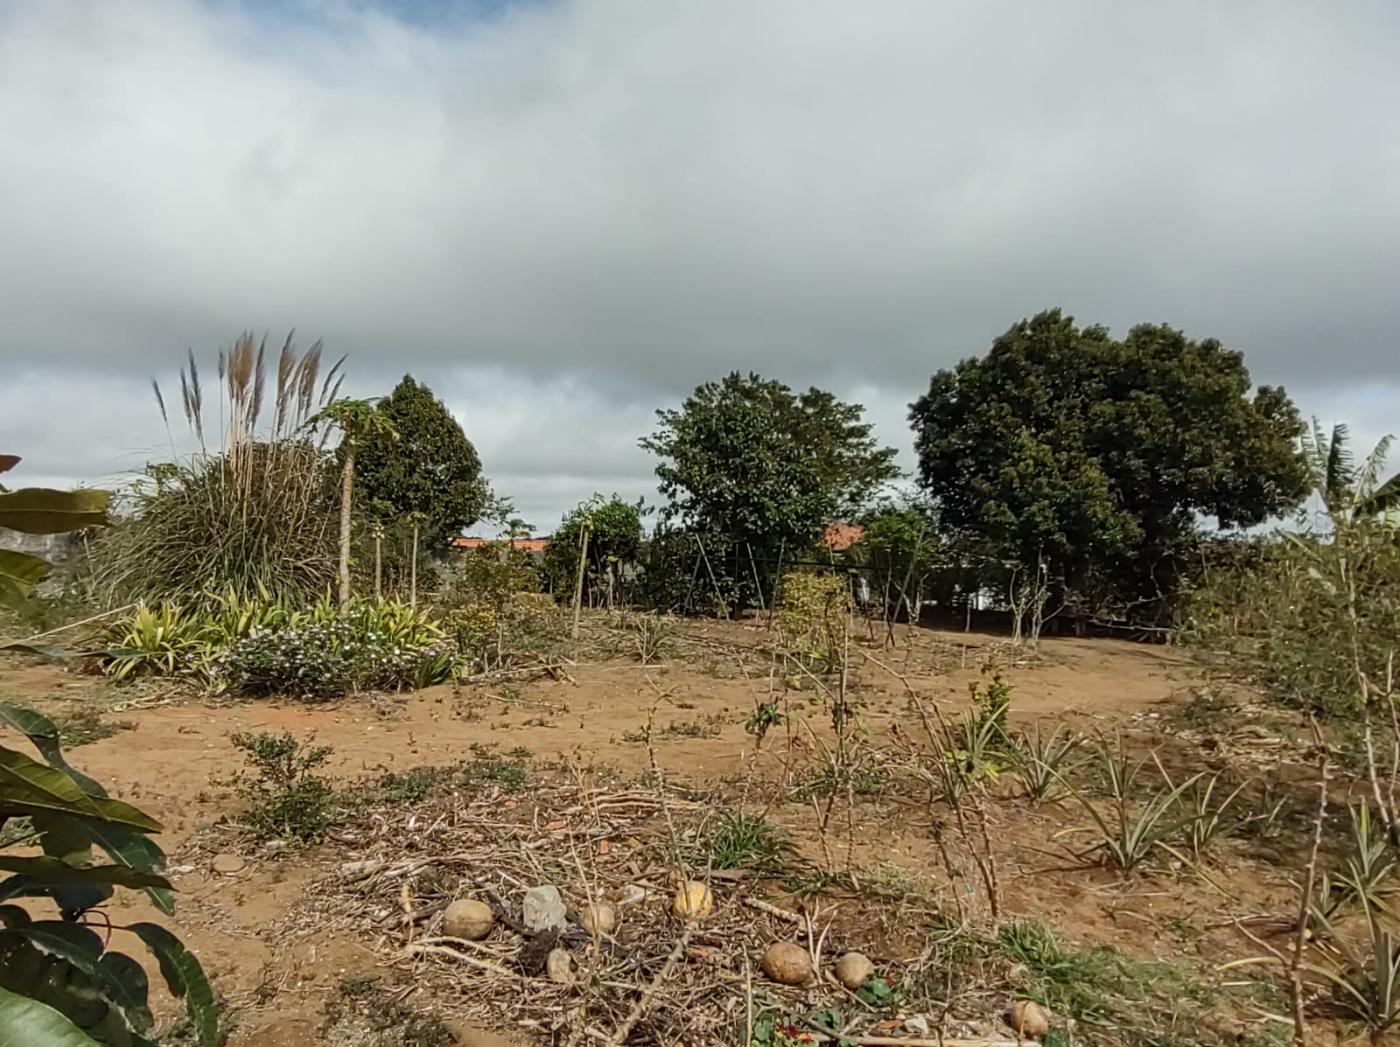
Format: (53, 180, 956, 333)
(86, 312, 1328, 630)
(637, 308, 1315, 630)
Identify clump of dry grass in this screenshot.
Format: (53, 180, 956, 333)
(94, 334, 346, 603)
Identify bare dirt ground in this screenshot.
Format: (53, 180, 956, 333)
(0, 617, 1333, 1046)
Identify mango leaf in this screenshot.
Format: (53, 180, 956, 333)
(0, 925, 154, 1036)
(0, 705, 59, 745)
(72, 821, 173, 916)
(0, 550, 51, 611)
(0, 640, 73, 658)
(0, 857, 170, 891)
(0, 746, 160, 832)
(0, 703, 108, 798)
(0, 938, 134, 1046)
(0, 875, 113, 913)
(0, 984, 103, 1046)
(33, 813, 104, 916)
(0, 488, 109, 535)
(0, 921, 104, 974)
(0, 906, 29, 928)
(130, 923, 218, 1046)
(97, 953, 153, 1034)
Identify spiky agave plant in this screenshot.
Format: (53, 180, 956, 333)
(1309, 894, 1400, 1044)
(1010, 719, 1084, 803)
(1054, 734, 1201, 872)
(94, 334, 347, 604)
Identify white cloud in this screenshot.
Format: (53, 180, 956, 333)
(2, 0, 1397, 525)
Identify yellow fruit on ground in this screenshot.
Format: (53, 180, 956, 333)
(760, 941, 812, 985)
(671, 881, 713, 922)
(442, 898, 495, 941)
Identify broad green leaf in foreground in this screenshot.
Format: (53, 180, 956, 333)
(131, 923, 218, 1046)
(0, 703, 109, 797)
(0, 857, 170, 890)
(0, 550, 51, 611)
(0, 985, 102, 1047)
(0, 488, 110, 535)
(0, 746, 160, 832)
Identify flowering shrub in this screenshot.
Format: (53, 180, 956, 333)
(219, 600, 458, 699)
(106, 595, 476, 698)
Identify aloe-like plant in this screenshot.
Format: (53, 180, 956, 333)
(1057, 735, 1201, 871)
(930, 705, 1007, 803)
(1308, 895, 1400, 1044)
(102, 602, 214, 681)
(1323, 805, 1399, 918)
(0, 702, 217, 1044)
(1010, 720, 1084, 803)
(1166, 768, 1247, 858)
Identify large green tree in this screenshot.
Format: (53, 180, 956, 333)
(909, 309, 1309, 614)
(543, 495, 645, 603)
(641, 372, 899, 587)
(353, 376, 490, 550)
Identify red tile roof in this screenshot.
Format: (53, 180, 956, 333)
(822, 522, 864, 552)
(450, 536, 549, 553)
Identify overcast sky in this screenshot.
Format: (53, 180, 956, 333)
(2, 0, 1397, 531)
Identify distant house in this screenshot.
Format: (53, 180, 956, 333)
(450, 524, 861, 557)
(822, 522, 864, 552)
(450, 535, 549, 556)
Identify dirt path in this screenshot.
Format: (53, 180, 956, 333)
(0, 623, 1213, 1044)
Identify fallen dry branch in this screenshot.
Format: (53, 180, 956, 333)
(598, 928, 692, 1046)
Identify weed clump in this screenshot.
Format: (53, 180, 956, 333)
(997, 920, 1217, 1041)
(692, 809, 794, 872)
(230, 730, 338, 843)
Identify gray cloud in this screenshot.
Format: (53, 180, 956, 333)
(2, 0, 1397, 526)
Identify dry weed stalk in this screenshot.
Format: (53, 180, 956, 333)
(865, 649, 1002, 924)
(1290, 719, 1330, 1046)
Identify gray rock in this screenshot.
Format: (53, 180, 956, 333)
(523, 885, 567, 932)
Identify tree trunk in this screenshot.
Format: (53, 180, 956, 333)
(410, 521, 419, 607)
(338, 448, 354, 609)
(374, 530, 382, 600)
(571, 522, 590, 640)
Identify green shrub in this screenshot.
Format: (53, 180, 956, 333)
(1178, 536, 1398, 719)
(1177, 426, 1400, 721)
(541, 495, 644, 603)
(230, 730, 338, 842)
(219, 599, 456, 699)
(778, 571, 850, 671)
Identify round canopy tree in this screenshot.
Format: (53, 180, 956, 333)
(909, 309, 1309, 615)
(543, 495, 645, 603)
(642, 372, 898, 561)
(353, 376, 490, 550)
